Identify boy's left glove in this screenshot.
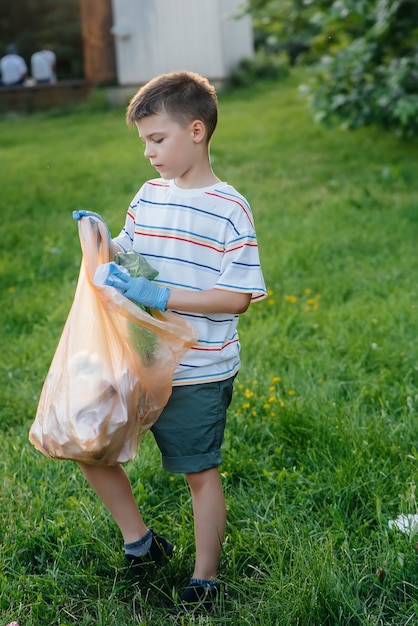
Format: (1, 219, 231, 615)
(72, 210, 111, 242)
(97, 262, 170, 311)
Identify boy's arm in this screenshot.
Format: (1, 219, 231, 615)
(101, 263, 252, 313)
(167, 288, 251, 315)
(110, 240, 124, 257)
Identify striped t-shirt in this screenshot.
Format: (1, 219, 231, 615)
(114, 178, 267, 385)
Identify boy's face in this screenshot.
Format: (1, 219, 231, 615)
(136, 112, 204, 185)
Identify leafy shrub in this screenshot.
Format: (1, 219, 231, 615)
(229, 52, 289, 88)
(304, 0, 418, 138)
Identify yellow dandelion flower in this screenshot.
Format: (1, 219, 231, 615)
(269, 396, 277, 403)
(268, 299, 275, 305)
(252, 409, 257, 417)
(263, 403, 270, 409)
(279, 401, 285, 407)
(288, 389, 296, 396)
(285, 295, 298, 303)
(268, 289, 274, 296)
(272, 376, 281, 383)
(244, 388, 254, 398)
(242, 402, 250, 409)
(306, 298, 319, 311)
(305, 288, 312, 295)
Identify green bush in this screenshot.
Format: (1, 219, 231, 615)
(245, 0, 418, 137)
(305, 0, 418, 138)
(229, 52, 289, 88)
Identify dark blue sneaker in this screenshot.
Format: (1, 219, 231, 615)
(177, 581, 220, 614)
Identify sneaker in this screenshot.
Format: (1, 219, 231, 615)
(177, 581, 220, 614)
(125, 529, 173, 568)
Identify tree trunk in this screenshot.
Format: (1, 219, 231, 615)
(78, 0, 116, 83)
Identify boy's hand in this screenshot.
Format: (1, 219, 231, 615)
(72, 210, 111, 242)
(99, 262, 170, 311)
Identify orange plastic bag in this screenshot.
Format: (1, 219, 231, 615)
(29, 216, 197, 465)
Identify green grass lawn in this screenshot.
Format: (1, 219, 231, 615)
(1, 70, 418, 625)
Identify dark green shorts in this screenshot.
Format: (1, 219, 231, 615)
(151, 377, 235, 474)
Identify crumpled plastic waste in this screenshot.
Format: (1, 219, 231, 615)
(113, 249, 158, 281)
(112, 250, 160, 362)
(388, 513, 418, 535)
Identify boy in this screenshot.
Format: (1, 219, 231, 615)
(74, 70, 266, 613)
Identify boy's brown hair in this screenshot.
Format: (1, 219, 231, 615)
(126, 71, 218, 142)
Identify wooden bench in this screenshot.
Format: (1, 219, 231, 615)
(0, 80, 93, 113)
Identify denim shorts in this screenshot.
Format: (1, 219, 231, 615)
(150, 377, 235, 474)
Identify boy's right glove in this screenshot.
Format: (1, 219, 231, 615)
(96, 262, 170, 311)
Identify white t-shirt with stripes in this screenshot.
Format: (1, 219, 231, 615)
(114, 178, 267, 385)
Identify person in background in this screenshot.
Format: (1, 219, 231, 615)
(30, 44, 56, 84)
(0, 44, 27, 86)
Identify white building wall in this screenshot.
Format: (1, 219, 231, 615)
(220, 0, 254, 73)
(111, 0, 253, 85)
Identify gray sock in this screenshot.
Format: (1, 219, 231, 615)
(190, 577, 218, 590)
(124, 529, 152, 557)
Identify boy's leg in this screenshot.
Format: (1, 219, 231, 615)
(185, 466, 226, 580)
(150, 378, 233, 610)
(78, 462, 173, 565)
(78, 462, 147, 543)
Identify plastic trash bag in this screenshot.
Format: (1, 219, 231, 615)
(29, 215, 198, 465)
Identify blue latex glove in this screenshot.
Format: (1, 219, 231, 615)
(72, 210, 111, 242)
(101, 262, 170, 311)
